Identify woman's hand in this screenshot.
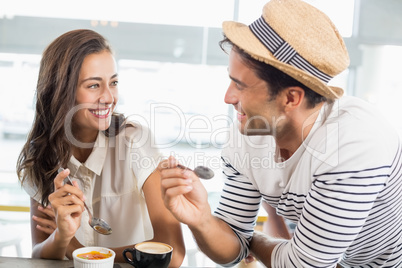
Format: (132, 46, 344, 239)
(48, 168, 85, 241)
(157, 156, 210, 227)
(32, 205, 57, 235)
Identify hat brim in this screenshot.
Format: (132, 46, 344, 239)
(222, 21, 343, 100)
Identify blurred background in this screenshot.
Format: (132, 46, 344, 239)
(0, 0, 401, 266)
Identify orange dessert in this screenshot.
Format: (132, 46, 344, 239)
(77, 250, 113, 260)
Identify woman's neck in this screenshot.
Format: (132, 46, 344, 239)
(72, 146, 93, 163)
(71, 128, 98, 163)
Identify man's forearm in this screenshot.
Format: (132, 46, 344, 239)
(189, 215, 242, 265)
(250, 231, 285, 267)
(251, 231, 345, 268)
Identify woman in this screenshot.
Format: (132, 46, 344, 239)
(16, 29, 185, 266)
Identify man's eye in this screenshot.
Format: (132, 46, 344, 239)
(235, 82, 243, 90)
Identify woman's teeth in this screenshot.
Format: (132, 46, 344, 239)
(91, 109, 109, 116)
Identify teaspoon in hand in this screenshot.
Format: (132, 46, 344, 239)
(177, 164, 214, 180)
(57, 168, 112, 235)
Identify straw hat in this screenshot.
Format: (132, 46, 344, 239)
(222, 0, 350, 100)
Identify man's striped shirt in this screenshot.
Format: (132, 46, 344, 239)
(215, 96, 402, 267)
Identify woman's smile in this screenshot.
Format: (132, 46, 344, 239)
(88, 107, 112, 118)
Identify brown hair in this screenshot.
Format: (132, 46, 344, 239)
(219, 36, 327, 108)
(16, 29, 125, 206)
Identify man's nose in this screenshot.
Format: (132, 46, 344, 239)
(224, 82, 238, 105)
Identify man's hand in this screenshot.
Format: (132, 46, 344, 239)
(158, 156, 210, 227)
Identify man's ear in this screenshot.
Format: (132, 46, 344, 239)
(285, 87, 304, 109)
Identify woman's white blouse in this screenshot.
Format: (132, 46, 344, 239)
(23, 122, 163, 248)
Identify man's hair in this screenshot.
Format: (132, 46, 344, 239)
(219, 37, 327, 108)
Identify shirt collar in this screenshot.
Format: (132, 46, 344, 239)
(85, 131, 108, 176)
(68, 131, 108, 176)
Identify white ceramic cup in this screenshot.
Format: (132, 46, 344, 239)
(72, 246, 116, 268)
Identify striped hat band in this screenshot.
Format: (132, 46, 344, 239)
(249, 16, 333, 84)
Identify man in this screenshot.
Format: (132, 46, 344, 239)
(158, 0, 402, 267)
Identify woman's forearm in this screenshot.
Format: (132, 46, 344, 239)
(150, 223, 185, 267)
(32, 230, 70, 260)
(262, 202, 292, 239)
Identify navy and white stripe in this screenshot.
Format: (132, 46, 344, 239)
(217, 147, 402, 267)
(249, 16, 333, 83)
(214, 158, 262, 264)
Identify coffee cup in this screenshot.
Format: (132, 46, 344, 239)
(123, 241, 173, 268)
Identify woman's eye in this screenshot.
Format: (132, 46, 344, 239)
(111, 81, 119, 86)
(89, 84, 99, 89)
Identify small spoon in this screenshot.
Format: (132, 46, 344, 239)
(58, 168, 112, 235)
(177, 164, 214, 180)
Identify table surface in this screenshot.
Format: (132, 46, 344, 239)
(0, 256, 265, 268)
(0, 256, 132, 268)
(0, 256, 229, 268)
